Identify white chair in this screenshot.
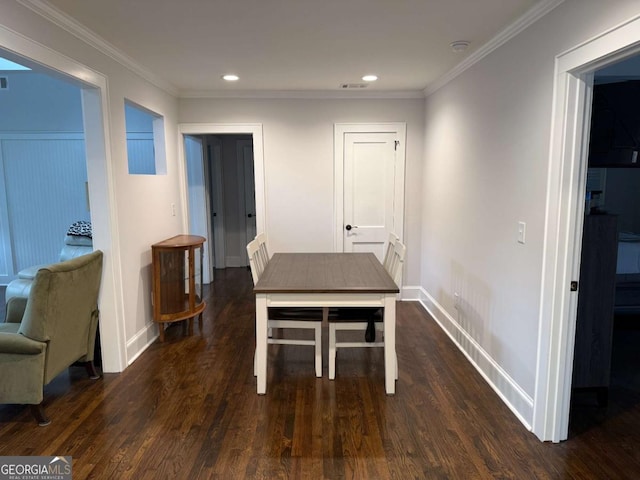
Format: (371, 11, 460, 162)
(248, 238, 324, 377)
(253, 232, 276, 338)
(382, 232, 400, 272)
(328, 235, 406, 380)
(255, 232, 270, 268)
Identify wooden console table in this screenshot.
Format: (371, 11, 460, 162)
(151, 235, 206, 341)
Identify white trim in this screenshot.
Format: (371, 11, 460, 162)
(400, 285, 423, 301)
(126, 132, 153, 140)
(0, 22, 127, 373)
(126, 322, 158, 366)
(152, 116, 167, 175)
(416, 287, 534, 429)
(81, 87, 128, 373)
(424, 0, 565, 97)
(179, 89, 426, 100)
(0, 23, 104, 87)
(535, 14, 640, 443)
(15, 0, 178, 95)
(334, 123, 406, 253)
(177, 124, 267, 238)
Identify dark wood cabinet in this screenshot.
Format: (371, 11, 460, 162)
(151, 235, 206, 341)
(572, 214, 618, 403)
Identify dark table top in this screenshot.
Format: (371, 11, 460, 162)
(254, 252, 399, 294)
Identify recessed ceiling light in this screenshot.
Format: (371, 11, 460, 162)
(362, 74, 378, 82)
(450, 41, 470, 53)
(222, 74, 239, 82)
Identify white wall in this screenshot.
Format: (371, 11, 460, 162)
(0, 1, 183, 368)
(421, 0, 640, 428)
(178, 98, 425, 287)
(0, 71, 83, 131)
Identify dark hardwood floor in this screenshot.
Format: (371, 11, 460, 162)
(1, 269, 640, 479)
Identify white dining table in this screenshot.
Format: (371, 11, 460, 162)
(252, 252, 400, 394)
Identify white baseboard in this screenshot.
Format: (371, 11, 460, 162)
(126, 322, 158, 365)
(401, 285, 424, 301)
(407, 285, 533, 430)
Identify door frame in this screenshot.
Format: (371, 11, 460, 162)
(177, 124, 266, 255)
(534, 15, 640, 442)
(334, 123, 406, 252)
(0, 24, 127, 372)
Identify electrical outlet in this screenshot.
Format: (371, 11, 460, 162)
(171, 203, 176, 216)
(454, 292, 460, 309)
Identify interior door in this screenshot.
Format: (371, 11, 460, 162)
(237, 139, 256, 260)
(343, 131, 399, 262)
(208, 137, 226, 269)
(184, 134, 213, 283)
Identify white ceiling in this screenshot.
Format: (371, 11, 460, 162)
(39, 0, 540, 96)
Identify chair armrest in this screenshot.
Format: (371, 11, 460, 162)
(0, 333, 46, 355)
(59, 244, 93, 262)
(5, 297, 28, 324)
(18, 264, 47, 280)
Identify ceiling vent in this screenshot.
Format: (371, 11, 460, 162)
(0, 77, 7, 90)
(340, 83, 368, 89)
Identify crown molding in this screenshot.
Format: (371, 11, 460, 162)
(16, 0, 179, 96)
(13, 0, 424, 100)
(179, 89, 426, 100)
(424, 0, 565, 97)
(16, 0, 563, 101)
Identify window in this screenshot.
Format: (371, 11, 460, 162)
(124, 100, 166, 175)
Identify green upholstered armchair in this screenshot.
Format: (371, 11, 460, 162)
(0, 250, 103, 426)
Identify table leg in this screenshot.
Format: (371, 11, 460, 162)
(383, 295, 396, 394)
(256, 294, 268, 394)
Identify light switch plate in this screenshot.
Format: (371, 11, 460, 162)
(518, 221, 526, 244)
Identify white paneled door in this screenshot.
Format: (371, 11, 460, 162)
(335, 124, 406, 264)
